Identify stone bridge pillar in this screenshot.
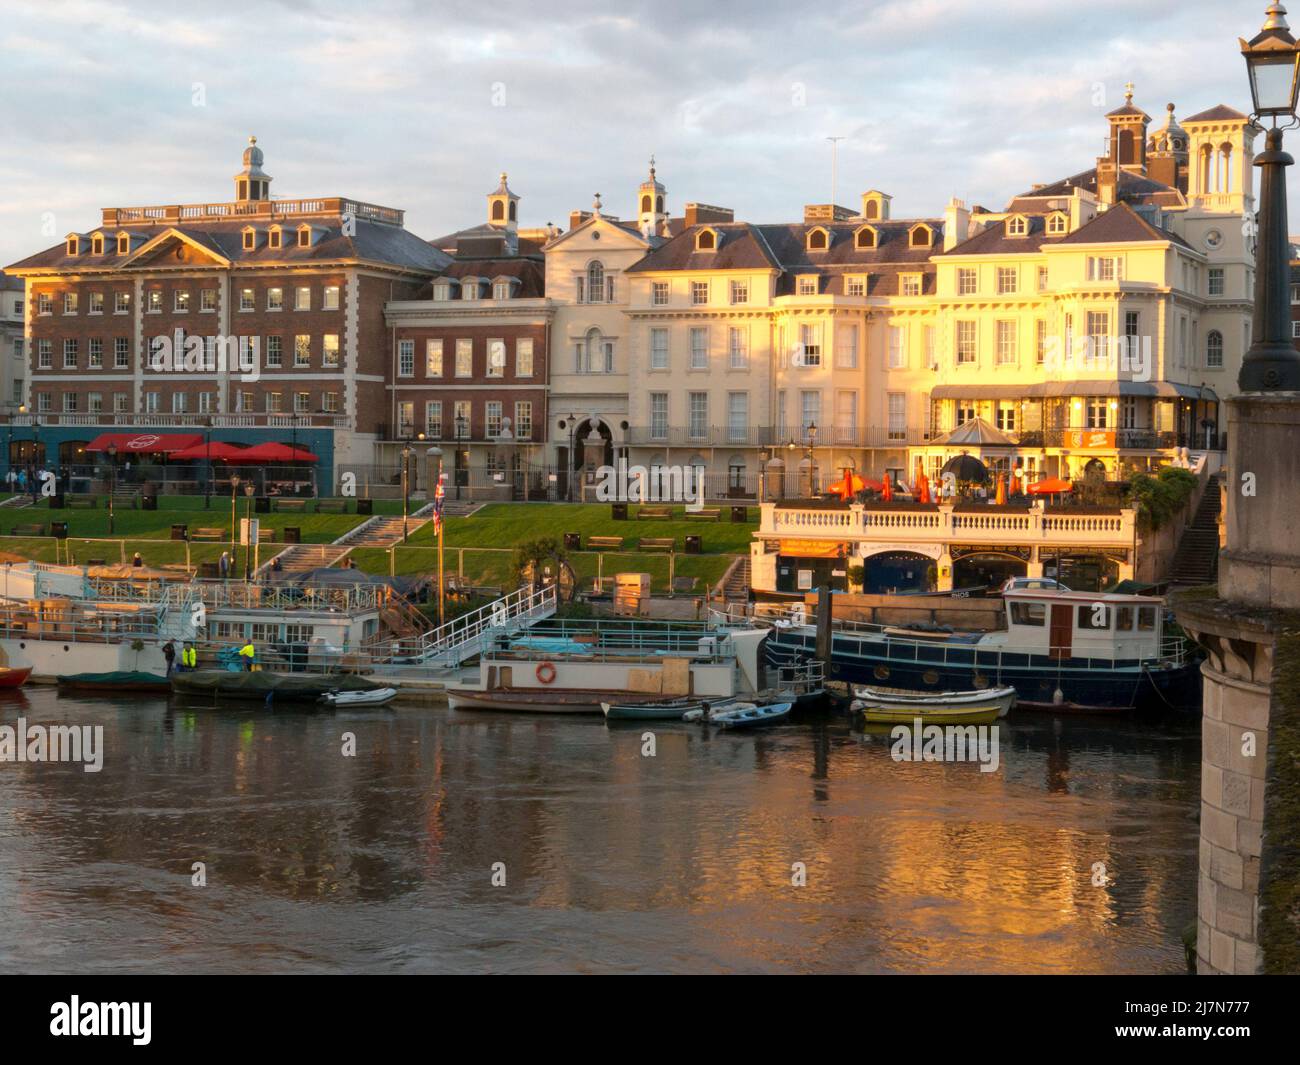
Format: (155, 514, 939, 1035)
(1173, 393, 1300, 975)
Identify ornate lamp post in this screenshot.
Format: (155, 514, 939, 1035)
(805, 420, 818, 497)
(1240, 2, 1300, 391)
(243, 482, 255, 581)
(427, 445, 445, 626)
(400, 438, 413, 543)
(106, 443, 117, 535)
(229, 473, 241, 569)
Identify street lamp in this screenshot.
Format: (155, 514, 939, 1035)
(106, 444, 117, 535)
(454, 411, 468, 500)
(243, 482, 255, 581)
(400, 439, 413, 543)
(427, 445, 445, 626)
(229, 473, 241, 572)
(202, 416, 213, 510)
(1240, 3, 1300, 390)
(805, 420, 818, 496)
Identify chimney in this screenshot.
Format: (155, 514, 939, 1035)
(943, 198, 971, 251)
(683, 203, 734, 228)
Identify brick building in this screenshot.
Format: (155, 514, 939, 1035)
(3, 137, 448, 490)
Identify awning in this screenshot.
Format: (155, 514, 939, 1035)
(929, 382, 1219, 401)
(84, 433, 203, 455)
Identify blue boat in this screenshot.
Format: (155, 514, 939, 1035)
(764, 589, 1202, 716)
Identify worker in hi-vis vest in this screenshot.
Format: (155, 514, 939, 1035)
(182, 644, 197, 670)
(238, 641, 256, 671)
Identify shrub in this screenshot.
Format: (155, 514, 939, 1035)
(1130, 467, 1198, 531)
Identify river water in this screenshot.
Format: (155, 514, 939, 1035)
(0, 687, 1201, 974)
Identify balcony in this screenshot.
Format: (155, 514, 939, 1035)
(6, 412, 355, 431)
(624, 425, 933, 448)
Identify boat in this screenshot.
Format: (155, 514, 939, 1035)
(602, 696, 718, 721)
(56, 670, 169, 693)
(765, 589, 1203, 715)
(448, 688, 614, 713)
(0, 666, 33, 689)
(319, 687, 398, 708)
(171, 669, 384, 704)
(853, 684, 1017, 718)
(851, 699, 1003, 726)
(683, 700, 793, 728)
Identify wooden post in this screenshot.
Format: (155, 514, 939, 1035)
(389, 546, 395, 577)
(668, 550, 675, 597)
(815, 577, 833, 666)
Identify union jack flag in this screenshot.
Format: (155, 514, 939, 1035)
(433, 474, 446, 531)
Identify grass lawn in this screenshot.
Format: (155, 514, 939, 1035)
(7, 501, 368, 542)
(418, 502, 757, 554)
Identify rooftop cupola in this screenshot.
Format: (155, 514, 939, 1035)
(233, 135, 272, 202)
(637, 156, 668, 237)
(487, 172, 519, 231)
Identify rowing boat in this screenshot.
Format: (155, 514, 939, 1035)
(851, 699, 1003, 726)
(681, 700, 792, 728)
(0, 666, 32, 689)
(853, 684, 1016, 718)
(319, 687, 398, 708)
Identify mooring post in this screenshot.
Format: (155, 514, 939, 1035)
(815, 579, 832, 665)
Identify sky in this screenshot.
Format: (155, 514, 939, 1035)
(0, 0, 1287, 266)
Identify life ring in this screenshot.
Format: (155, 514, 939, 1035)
(536, 661, 557, 685)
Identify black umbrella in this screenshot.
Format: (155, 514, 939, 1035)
(941, 454, 990, 483)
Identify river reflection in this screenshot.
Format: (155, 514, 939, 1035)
(0, 687, 1200, 974)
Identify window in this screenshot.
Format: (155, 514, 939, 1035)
(514, 337, 534, 378)
(688, 392, 708, 439)
(1036, 319, 1047, 364)
(201, 289, 217, 312)
(514, 401, 532, 440)
(453, 400, 471, 438)
(1007, 216, 1028, 237)
(174, 290, 190, 312)
(295, 286, 311, 310)
(834, 390, 858, 444)
(836, 325, 859, 369)
(651, 282, 669, 306)
(266, 336, 283, 368)
(239, 288, 254, 312)
(996, 267, 1017, 295)
(799, 323, 821, 367)
(172, 392, 188, 413)
(846, 275, 866, 297)
(800, 390, 820, 434)
(1086, 396, 1111, 429)
(996, 320, 1016, 365)
(113, 393, 129, 414)
(955, 399, 975, 425)
(425, 401, 442, 438)
(199, 392, 215, 413)
(1037, 265, 1049, 291)
(266, 392, 283, 414)
(996, 401, 1017, 432)
(144, 391, 159, 413)
(887, 326, 906, 369)
(117, 234, 129, 254)
(909, 226, 931, 247)
(690, 327, 709, 370)
(695, 229, 716, 251)
(1086, 311, 1109, 362)
(397, 400, 413, 434)
(650, 328, 669, 370)
(1208, 268, 1225, 296)
(88, 392, 102, 413)
(455, 339, 473, 377)
(88, 338, 103, 368)
(798, 276, 818, 296)
(650, 393, 669, 440)
(63, 339, 77, 369)
(493, 281, 511, 301)
(89, 292, 104, 314)
(486, 340, 506, 378)
(62, 393, 78, 413)
(485, 401, 503, 438)
(956, 320, 977, 364)
(322, 334, 340, 368)
(37, 392, 51, 413)
(1046, 214, 1068, 236)
(146, 290, 161, 313)
(807, 228, 829, 251)
(297, 228, 311, 248)
(114, 291, 130, 313)
(426, 339, 443, 376)
(855, 227, 876, 249)
(957, 268, 976, 295)
(727, 392, 749, 442)
(243, 231, 255, 251)
(64, 292, 78, 314)
(267, 287, 283, 311)
(91, 235, 104, 255)
(37, 340, 52, 368)
(1078, 604, 1111, 630)
(294, 391, 310, 413)
(925, 325, 937, 370)
(397, 340, 414, 377)
(1087, 256, 1119, 282)
(323, 285, 340, 310)
(691, 281, 709, 305)
(1010, 602, 1046, 626)
(887, 393, 906, 440)
(434, 282, 451, 301)
(728, 327, 748, 369)
(586, 261, 605, 303)
(1207, 330, 1224, 368)
(901, 274, 922, 297)
(729, 279, 749, 304)
(268, 228, 282, 249)
(294, 335, 311, 367)
(114, 337, 129, 369)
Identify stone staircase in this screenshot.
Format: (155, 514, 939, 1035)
(1169, 476, 1223, 585)
(269, 543, 352, 572)
(720, 555, 751, 603)
(342, 514, 425, 548)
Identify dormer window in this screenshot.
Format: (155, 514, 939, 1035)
(117, 234, 129, 254)
(806, 226, 830, 251)
(854, 226, 878, 250)
(695, 228, 718, 251)
(66, 236, 80, 256)
(493, 279, 512, 301)
(1046, 212, 1068, 236)
(91, 234, 104, 255)
(268, 227, 282, 250)
(797, 275, 819, 296)
(908, 224, 933, 248)
(297, 225, 312, 248)
(242, 227, 257, 251)
(1006, 215, 1029, 237)
(462, 279, 481, 301)
(434, 282, 452, 301)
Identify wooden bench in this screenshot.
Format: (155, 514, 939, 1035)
(684, 507, 721, 521)
(10, 523, 47, 537)
(637, 505, 672, 520)
(258, 529, 278, 544)
(66, 496, 99, 509)
(672, 576, 699, 594)
(316, 499, 348, 513)
(274, 498, 307, 512)
(190, 527, 227, 542)
(638, 537, 675, 553)
(587, 535, 625, 550)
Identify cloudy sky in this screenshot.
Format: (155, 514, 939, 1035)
(0, 0, 1283, 266)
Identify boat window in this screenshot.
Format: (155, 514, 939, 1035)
(1116, 606, 1134, 631)
(1077, 604, 1111, 630)
(1137, 606, 1157, 631)
(1010, 601, 1045, 626)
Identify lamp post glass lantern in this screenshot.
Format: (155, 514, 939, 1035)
(1240, 2, 1300, 391)
(106, 444, 117, 535)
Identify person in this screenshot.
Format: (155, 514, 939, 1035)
(162, 640, 176, 674)
(219, 551, 231, 579)
(238, 639, 256, 672)
(132, 551, 144, 568)
(181, 643, 197, 671)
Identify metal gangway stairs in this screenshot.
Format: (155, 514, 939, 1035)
(376, 584, 557, 670)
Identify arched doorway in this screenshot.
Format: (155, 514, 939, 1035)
(952, 552, 1027, 592)
(863, 551, 936, 594)
(573, 418, 613, 500)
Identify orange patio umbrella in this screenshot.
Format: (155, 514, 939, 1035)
(1009, 468, 1022, 496)
(917, 471, 932, 504)
(995, 473, 1007, 505)
(828, 467, 865, 501)
(881, 474, 894, 502)
(1026, 476, 1073, 495)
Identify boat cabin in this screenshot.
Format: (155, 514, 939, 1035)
(992, 589, 1166, 661)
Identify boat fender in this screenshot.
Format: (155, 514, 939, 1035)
(536, 661, 557, 685)
(1052, 687, 1064, 706)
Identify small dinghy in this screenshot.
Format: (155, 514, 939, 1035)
(682, 700, 793, 728)
(0, 666, 33, 689)
(853, 684, 1016, 718)
(320, 687, 398, 708)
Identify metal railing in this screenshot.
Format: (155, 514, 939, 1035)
(370, 584, 557, 667)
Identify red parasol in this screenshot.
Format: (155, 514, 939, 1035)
(1026, 476, 1073, 495)
(168, 441, 250, 461)
(226, 442, 319, 463)
(828, 468, 865, 501)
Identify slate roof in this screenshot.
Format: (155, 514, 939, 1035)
(939, 214, 1068, 256)
(1009, 167, 1184, 209)
(6, 218, 450, 275)
(427, 255, 546, 298)
(1056, 202, 1193, 249)
(1182, 104, 1248, 123)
